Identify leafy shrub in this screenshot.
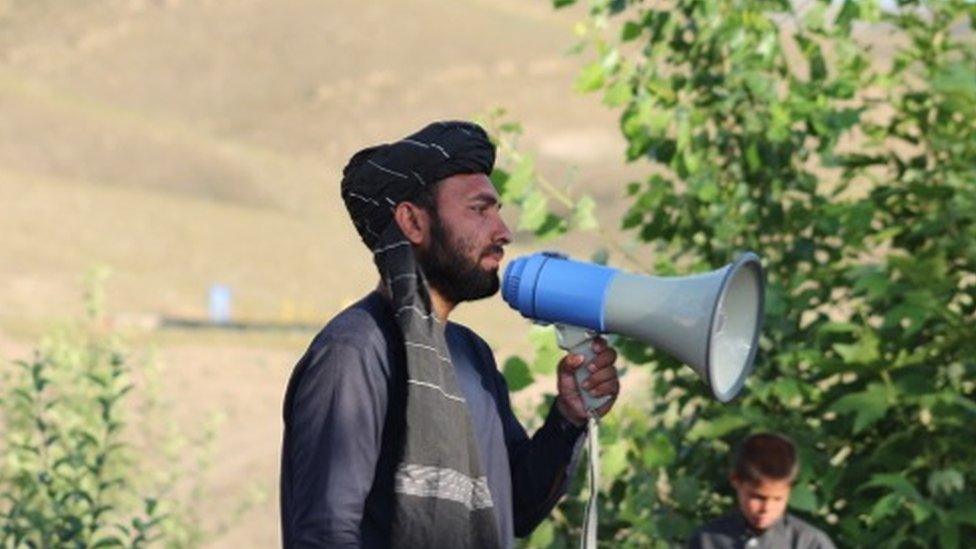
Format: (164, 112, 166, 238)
(495, 1, 976, 547)
(0, 273, 245, 547)
(1, 294, 167, 545)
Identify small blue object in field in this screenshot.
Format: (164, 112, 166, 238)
(209, 284, 233, 324)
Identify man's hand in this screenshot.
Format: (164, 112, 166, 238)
(555, 337, 619, 427)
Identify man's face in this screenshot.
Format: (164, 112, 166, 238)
(415, 173, 512, 304)
(731, 475, 792, 531)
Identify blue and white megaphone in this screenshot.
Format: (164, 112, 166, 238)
(502, 252, 765, 408)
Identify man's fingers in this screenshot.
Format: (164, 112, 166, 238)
(580, 364, 619, 393)
(557, 373, 580, 394)
(584, 348, 618, 373)
(590, 337, 607, 353)
(565, 338, 618, 418)
(586, 377, 620, 398)
(580, 363, 617, 386)
(595, 395, 617, 417)
(558, 353, 586, 374)
(558, 389, 586, 415)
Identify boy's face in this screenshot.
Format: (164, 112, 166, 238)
(730, 475, 791, 531)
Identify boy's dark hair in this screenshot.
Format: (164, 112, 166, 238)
(732, 432, 799, 483)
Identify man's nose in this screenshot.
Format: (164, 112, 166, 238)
(494, 213, 513, 245)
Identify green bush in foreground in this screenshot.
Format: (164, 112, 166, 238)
(0, 274, 230, 547)
(1, 322, 165, 545)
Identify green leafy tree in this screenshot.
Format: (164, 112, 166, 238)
(494, 1, 975, 547)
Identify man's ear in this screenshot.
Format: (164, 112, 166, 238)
(393, 201, 430, 246)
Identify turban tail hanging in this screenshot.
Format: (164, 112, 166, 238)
(341, 121, 501, 548)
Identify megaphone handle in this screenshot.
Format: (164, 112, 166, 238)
(554, 324, 612, 413)
(553, 324, 604, 549)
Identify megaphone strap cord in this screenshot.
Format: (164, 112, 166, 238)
(581, 413, 600, 549)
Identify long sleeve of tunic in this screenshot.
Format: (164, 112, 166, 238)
(279, 292, 583, 548)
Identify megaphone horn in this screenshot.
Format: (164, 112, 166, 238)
(502, 252, 765, 404)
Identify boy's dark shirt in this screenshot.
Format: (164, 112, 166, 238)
(280, 291, 584, 548)
(688, 510, 836, 549)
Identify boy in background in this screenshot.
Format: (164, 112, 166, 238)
(687, 433, 835, 549)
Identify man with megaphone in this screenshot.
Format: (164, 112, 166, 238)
(279, 121, 621, 549)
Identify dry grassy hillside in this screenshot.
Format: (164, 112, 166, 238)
(0, 0, 638, 329)
(0, 1, 639, 546)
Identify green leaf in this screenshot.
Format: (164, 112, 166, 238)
(908, 498, 935, 524)
(932, 62, 976, 99)
(938, 523, 960, 549)
(553, 0, 576, 7)
(832, 331, 879, 365)
(869, 493, 902, 522)
(745, 142, 762, 171)
(502, 356, 533, 392)
(572, 195, 599, 231)
(647, 108, 672, 138)
(518, 190, 549, 231)
(693, 180, 718, 202)
(642, 431, 676, 468)
(927, 469, 964, 498)
(575, 62, 606, 93)
(770, 378, 803, 404)
(803, 3, 827, 30)
(789, 483, 818, 513)
(525, 519, 555, 546)
(817, 321, 857, 336)
(687, 415, 749, 441)
(489, 167, 510, 197)
(835, 0, 860, 31)
(616, 336, 655, 364)
(672, 476, 700, 508)
(92, 536, 125, 548)
(861, 473, 924, 502)
(621, 21, 642, 42)
(603, 439, 630, 481)
(853, 270, 891, 300)
(604, 78, 633, 107)
(502, 156, 535, 202)
(534, 213, 568, 241)
(528, 326, 562, 376)
(950, 506, 976, 528)
(829, 382, 889, 433)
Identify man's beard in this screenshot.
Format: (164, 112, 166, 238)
(416, 215, 501, 304)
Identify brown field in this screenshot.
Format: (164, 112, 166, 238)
(0, 0, 644, 545)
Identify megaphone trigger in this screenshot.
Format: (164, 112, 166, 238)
(554, 324, 612, 413)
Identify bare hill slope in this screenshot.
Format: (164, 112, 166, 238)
(0, 0, 633, 328)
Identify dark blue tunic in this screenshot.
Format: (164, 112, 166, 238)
(280, 292, 583, 547)
(688, 511, 836, 549)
